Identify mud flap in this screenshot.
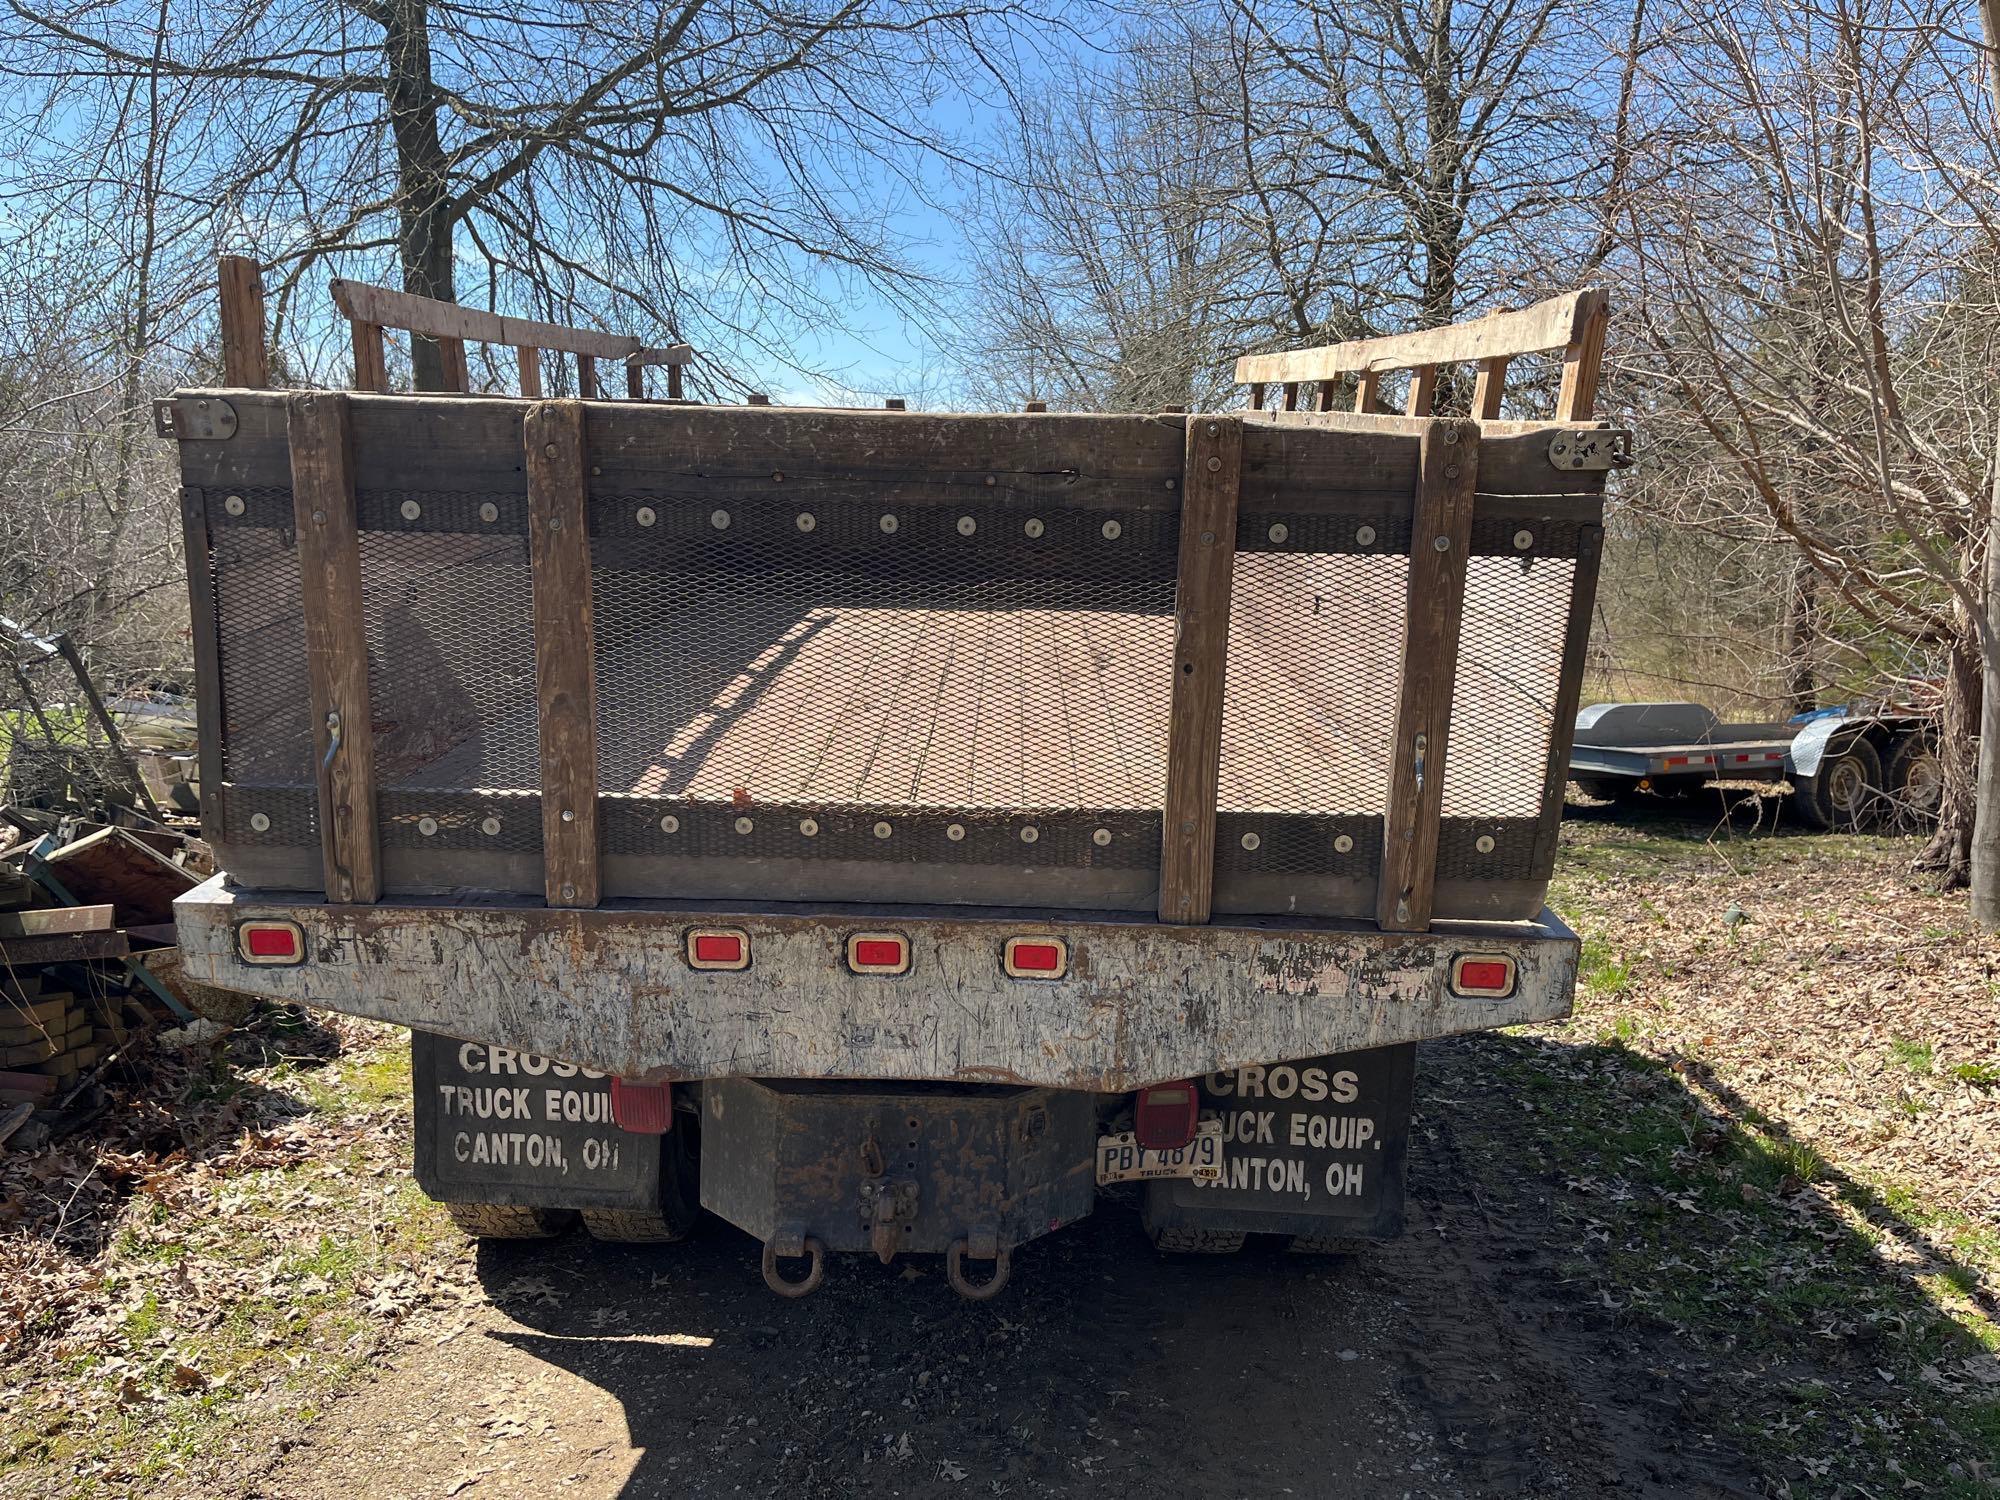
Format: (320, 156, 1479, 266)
(1143, 1045, 1414, 1240)
(410, 1030, 662, 1212)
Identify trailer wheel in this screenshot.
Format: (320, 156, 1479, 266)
(445, 1203, 577, 1240)
(582, 1115, 702, 1243)
(1789, 738, 1882, 831)
(1884, 736, 1943, 826)
(1572, 776, 1638, 804)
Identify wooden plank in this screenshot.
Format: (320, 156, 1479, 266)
(351, 322, 389, 394)
(1555, 289, 1611, 421)
(1471, 356, 1508, 420)
(1354, 369, 1381, 414)
(667, 364, 684, 402)
(42, 828, 195, 925)
(1531, 525, 1607, 869)
(0, 930, 129, 967)
(1159, 415, 1242, 924)
(517, 347, 544, 399)
(625, 360, 645, 400)
(437, 336, 471, 394)
(329, 279, 642, 361)
(218, 255, 269, 388)
(1405, 365, 1437, 417)
(577, 355, 598, 400)
(0, 905, 113, 938)
(632, 344, 696, 367)
(525, 401, 601, 908)
(1379, 419, 1479, 931)
(1282, 381, 1298, 411)
(289, 392, 382, 904)
(1235, 289, 1596, 386)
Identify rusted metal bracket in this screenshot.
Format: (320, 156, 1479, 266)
(1548, 428, 1631, 471)
(152, 395, 237, 441)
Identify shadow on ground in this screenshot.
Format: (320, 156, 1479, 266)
(455, 1030, 1996, 1498)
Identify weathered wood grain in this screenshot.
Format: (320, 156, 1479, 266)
(516, 346, 543, 399)
(1556, 289, 1611, 421)
(351, 322, 389, 394)
(1235, 289, 1597, 385)
(1378, 419, 1479, 931)
(1471, 356, 1509, 420)
(330, 278, 642, 360)
(289, 392, 382, 904)
(525, 401, 601, 908)
(218, 256, 268, 388)
(1159, 415, 1242, 924)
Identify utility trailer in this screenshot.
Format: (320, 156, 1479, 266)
(1570, 701, 1941, 829)
(163, 266, 1622, 1296)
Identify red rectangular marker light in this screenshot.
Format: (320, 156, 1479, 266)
(1134, 1082, 1200, 1150)
(1451, 954, 1517, 998)
(846, 933, 910, 975)
(237, 920, 304, 965)
(611, 1078, 673, 1134)
(1003, 937, 1068, 979)
(686, 928, 750, 971)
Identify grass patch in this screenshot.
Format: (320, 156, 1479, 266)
(1888, 1037, 1935, 1075)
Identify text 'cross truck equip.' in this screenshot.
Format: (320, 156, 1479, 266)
(162, 264, 1623, 1296)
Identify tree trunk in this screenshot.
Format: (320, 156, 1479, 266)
(1972, 0, 2000, 927)
(381, 0, 455, 391)
(1920, 618, 1980, 888)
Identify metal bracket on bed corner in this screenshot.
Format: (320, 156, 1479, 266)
(153, 396, 237, 441)
(1548, 427, 1630, 471)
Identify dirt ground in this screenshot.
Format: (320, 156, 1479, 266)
(240, 1035, 1760, 1500)
(5, 798, 1998, 1498)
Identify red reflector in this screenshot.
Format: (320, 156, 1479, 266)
(247, 926, 297, 957)
(1452, 956, 1516, 997)
(1013, 943, 1060, 971)
(854, 939, 903, 968)
(611, 1078, 672, 1134)
(693, 934, 741, 964)
(1665, 756, 1688, 767)
(1134, 1081, 1200, 1151)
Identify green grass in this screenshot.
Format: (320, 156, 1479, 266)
(1948, 1060, 2000, 1088)
(1889, 1037, 1936, 1075)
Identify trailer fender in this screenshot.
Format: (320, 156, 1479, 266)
(1786, 715, 1851, 779)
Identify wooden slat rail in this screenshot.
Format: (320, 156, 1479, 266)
(288, 392, 381, 904)
(1159, 415, 1243, 925)
(1378, 419, 1479, 931)
(328, 278, 694, 400)
(1236, 288, 1608, 424)
(525, 401, 602, 908)
(218, 256, 269, 388)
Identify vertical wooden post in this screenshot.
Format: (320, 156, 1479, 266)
(1282, 381, 1299, 411)
(289, 393, 380, 904)
(1249, 383, 1265, 411)
(1317, 381, 1336, 412)
(625, 359, 645, 400)
(1159, 415, 1242, 925)
(435, 337, 471, 394)
(218, 256, 269, 388)
(1378, 419, 1479, 931)
(178, 489, 226, 839)
(1354, 368, 1381, 414)
(1530, 525, 1607, 872)
(350, 323, 389, 393)
(1555, 289, 1610, 421)
(667, 363, 684, 401)
(1471, 356, 1509, 420)
(1404, 364, 1438, 417)
(525, 401, 600, 909)
(577, 354, 598, 400)
(517, 347, 544, 399)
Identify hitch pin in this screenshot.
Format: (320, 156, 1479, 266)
(1413, 732, 1427, 794)
(322, 711, 342, 772)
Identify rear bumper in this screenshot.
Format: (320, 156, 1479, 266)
(173, 876, 1578, 1089)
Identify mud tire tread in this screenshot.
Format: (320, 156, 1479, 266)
(581, 1206, 693, 1244)
(1148, 1225, 1246, 1255)
(445, 1202, 575, 1240)
(1286, 1233, 1368, 1256)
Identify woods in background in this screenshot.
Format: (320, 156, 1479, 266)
(0, 0, 1995, 883)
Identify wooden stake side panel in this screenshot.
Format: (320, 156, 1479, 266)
(525, 401, 601, 908)
(1159, 416, 1243, 924)
(288, 392, 380, 903)
(1378, 420, 1480, 931)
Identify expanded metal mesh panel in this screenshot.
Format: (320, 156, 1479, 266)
(357, 532, 539, 791)
(1441, 556, 1575, 820)
(211, 522, 313, 786)
(588, 502, 1176, 834)
(1218, 553, 1405, 825)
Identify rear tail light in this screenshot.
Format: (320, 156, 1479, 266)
(1134, 1082, 1199, 1150)
(1003, 936, 1067, 979)
(686, 928, 750, 970)
(611, 1078, 672, 1134)
(1451, 954, 1517, 998)
(846, 933, 910, 975)
(236, 920, 304, 965)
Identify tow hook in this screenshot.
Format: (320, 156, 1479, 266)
(760, 1223, 825, 1299)
(945, 1227, 1010, 1301)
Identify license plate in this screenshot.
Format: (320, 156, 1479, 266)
(1095, 1121, 1224, 1185)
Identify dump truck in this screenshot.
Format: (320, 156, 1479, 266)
(159, 265, 1623, 1297)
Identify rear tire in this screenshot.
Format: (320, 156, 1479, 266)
(1883, 736, 1943, 827)
(446, 1203, 576, 1240)
(1572, 776, 1638, 803)
(1145, 1224, 1246, 1255)
(1789, 738, 1883, 831)
(582, 1114, 701, 1243)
